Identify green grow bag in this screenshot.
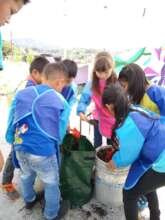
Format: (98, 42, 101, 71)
(60, 133, 95, 207)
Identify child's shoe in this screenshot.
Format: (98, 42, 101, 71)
(25, 192, 45, 210)
(2, 183, 20, 200)
(137, 195, 148, 211)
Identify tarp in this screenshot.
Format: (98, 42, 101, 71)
(1, 0, 165, 50)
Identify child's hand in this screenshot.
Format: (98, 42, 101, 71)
(79, 112, 89, 122)
(106, 160, 116, 171)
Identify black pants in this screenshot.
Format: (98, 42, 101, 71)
(123, 168, 165, 220)
(2, 151, 15, 184)
(94, 120, 112, 148)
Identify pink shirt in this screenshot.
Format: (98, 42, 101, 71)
(92, 80, 115, 138)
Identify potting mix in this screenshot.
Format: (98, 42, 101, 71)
(97, 147, 116, 163)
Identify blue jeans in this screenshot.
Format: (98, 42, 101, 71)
(16, 151, 60, 220)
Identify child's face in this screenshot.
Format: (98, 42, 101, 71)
(119, 79, 128, 92)
(31, 70, 42, 84)
(96, 68, 112, 80)
(51, 78, 68, 93)
(0, 0, 23, 26)
(58, 78, 68, 92)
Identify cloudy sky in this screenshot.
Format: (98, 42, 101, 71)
(1, 0, 165, 50)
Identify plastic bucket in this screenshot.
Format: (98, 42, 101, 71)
(95, 146, 128, 207)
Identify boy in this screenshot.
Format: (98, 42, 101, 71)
(62, 59, 78, 107)
(26, 56, 49, 87)
(2, 56, 49, 200)
(0, 0, 30, 69)
(7, 62, 70, 220)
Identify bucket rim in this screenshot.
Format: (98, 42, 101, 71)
(96, 145, 129, 174)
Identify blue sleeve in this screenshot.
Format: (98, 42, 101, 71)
(59, 98, 70, 142)
(147, 85, 165, 116)
(112, 116, 145, 167)
(5, 97, 16, 144)
(76, 82, 92, 115)
(67, 83, 77, 108)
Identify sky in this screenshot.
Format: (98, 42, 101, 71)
(1, 0, 165, 51)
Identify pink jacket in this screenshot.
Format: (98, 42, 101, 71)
(92, 80, 115, 138)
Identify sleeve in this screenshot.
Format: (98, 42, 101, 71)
(76, 82, 92, 115)
(68, 83, 77, 108)
(5, 97, 17, 144)
(147, 86, 165, 116)
(112, 116, 145, 167)
(59, 99, 70, 142)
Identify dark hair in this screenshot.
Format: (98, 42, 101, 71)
(102, 84, 129, 127)
(102, 84, 129, 149)
(43, 62, 68, 80)
(92, 54, 117, 94)
(29, 56, 49, 74)
(22, 0, 30, 4)
(118, 63, 149, 104)
(62, 59, 78, 78)
(102, 83, 158, 148)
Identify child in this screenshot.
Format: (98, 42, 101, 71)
(118, 63, 165, 210)
(0, 0, 30, 27)
(26, 56, 49, 87)
(7, 62, 70, 220)
(61, 59, 78, 107)
(118, 63, 165, 115)
(0, 0, 30, 185)
(2, 56, 49, 200)
(77, 52, 117, 147)
(102, 84, 165, 220)
(0, 0, 30, 70)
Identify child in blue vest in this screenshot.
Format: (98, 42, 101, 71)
(61, 59, 78, 108)
(26, 56, 49, 87)
(2, 56, 49, 200)
(102, 84, 165, 220)
(118, 63, 165, 115)
(118, 63, 165, 210)
(7, 62, 70, 220)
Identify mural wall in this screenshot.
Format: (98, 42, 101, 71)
(114, 47, 165, 86)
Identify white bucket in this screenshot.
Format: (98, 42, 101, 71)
(95, 146, 129, 207)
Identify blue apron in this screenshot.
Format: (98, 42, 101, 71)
(13, 85, 70, 167)
(116, 112, 165, 190)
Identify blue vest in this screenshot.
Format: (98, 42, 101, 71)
(116, 112, 165, 190)
(13, 85, 70, 166)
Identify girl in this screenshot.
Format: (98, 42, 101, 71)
(102, 84, 165, 220)
(118, 63, 165, 115)
(118, 63, 165, 210)
(77, 52, 117, 147)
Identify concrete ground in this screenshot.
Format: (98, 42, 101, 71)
(0, 97, 165, 220)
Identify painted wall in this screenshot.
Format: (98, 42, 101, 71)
(114, 47, 165, 86)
